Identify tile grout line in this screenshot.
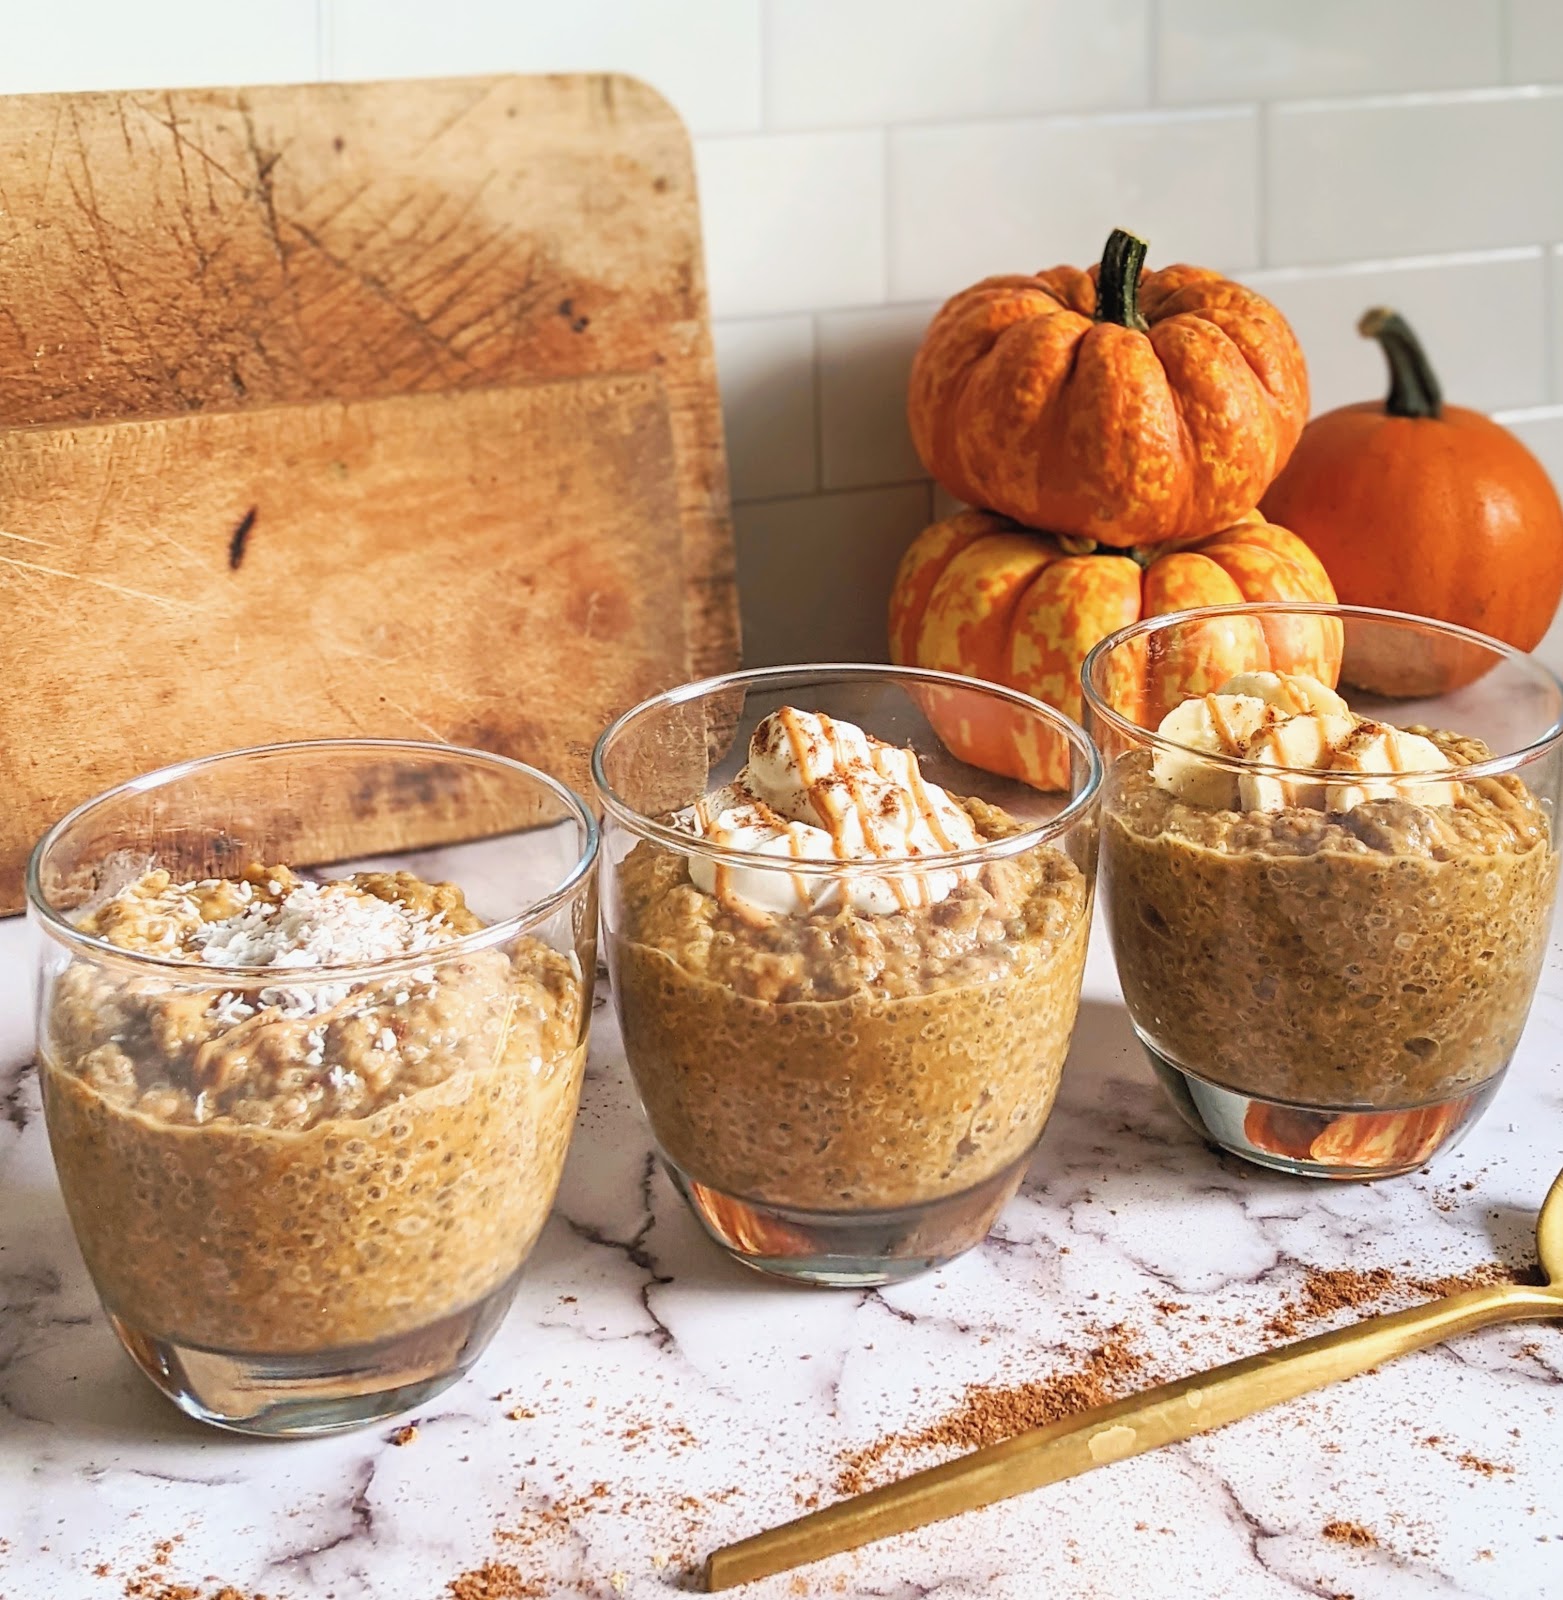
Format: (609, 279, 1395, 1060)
(1146, 0, 1162, 106)
(694, 83, 1563, 150)
(1544, 245, 1558, 407)
(719, 248, 1550, 334)
(698, 98, 1267, 147)
(755, 0, 772, 131)
(808, 313, 824, 495)
(1254, 98, 1269, 270)
(734, 478, 935, 512)
(879, 123, 894, 309)
(315, 0, 331, 80)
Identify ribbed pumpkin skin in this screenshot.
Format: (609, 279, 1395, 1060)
(908, 263, 1310, 550)
(890, 509, 1339, 787)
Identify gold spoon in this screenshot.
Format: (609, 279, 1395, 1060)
(705, 1168, 1563, 1592)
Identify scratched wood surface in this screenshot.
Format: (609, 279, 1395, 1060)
(7, 374, 683, 899)
(0, 74, 737, 911)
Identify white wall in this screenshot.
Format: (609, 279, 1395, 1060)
(8, 1, 1563, 667)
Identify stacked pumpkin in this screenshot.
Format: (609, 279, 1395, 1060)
(890, 228, 1563, 782)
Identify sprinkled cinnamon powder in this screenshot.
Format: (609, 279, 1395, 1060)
(445, 1562, 545, 1599)
(123, 1576, 265, 1600)
(1264, 1262, 1521, 1339)
(1323, 1520, 1377, 1548)
(104, 1535, 268, 1600)
(835, 1327, 1143, 1495)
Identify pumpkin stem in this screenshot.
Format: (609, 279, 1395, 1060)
(1358, 307, 1443, 420)
(1094, 227, 1150, 334)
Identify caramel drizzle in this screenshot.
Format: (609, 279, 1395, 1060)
(1203, 694, 1250, 756)
(1271, 674, 1314, 715)
(695, 709, 970, 918)
(695, 792, 809, 923)
(796, 709, 961, 912)
(791, 709, 913, 910)
(1339, 720, 1403, 771)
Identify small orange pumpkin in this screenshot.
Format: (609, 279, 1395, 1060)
(1261, 308, 1563, 692)
(890, 509, 1340, 786)
(908, 228, 1310, 550)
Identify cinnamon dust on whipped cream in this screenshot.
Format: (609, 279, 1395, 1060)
(679, 708, 982, 920)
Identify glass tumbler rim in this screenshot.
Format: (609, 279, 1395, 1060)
(26, 736, 600, 983)
(1079, 600, 1563, 784)
(590, 660, 1104, 876)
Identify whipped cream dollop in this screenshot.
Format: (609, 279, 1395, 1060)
(1151, 671, 1459, 814)
(679, 708, 981, 919)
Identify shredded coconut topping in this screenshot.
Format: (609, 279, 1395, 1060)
(84, 872, 463, 1025)
(210, 991, 255, 1027)
(192, 880, 448, 970)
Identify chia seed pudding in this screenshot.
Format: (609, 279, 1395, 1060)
(40, 864, 586, 1354)
(609, 709, 1092, 1216)
(1100, 672, 1557, 1169)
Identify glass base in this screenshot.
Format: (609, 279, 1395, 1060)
(109, 1268, 522, 1437)
(664, 1148, 1032, 1287)
(1143, 1039, 1502, 1181)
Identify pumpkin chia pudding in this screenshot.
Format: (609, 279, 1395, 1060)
(1099, 670, 1557, 1174)
(603, 704, 1093, 1279)
(39, 863, 586, 1358)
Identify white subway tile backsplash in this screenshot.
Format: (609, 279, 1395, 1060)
(328, 0, 762, 134)
(1245, 250, 1547, 415)
(1267, 89, 1563, 266)
(817, 303, 938, 490)
(1499, 405, 1563, 673)
(1507, 0, 1563, 84)
(712, 316, 818, 502)
(765, 0, 1149, 130)
(1157, 0, 1502, 105)
(889, 108, 1258, 302)
(1551, 246, 1563, 404)
(735, 485, 932, 666)
(1, 0, 318, 93)
(8, 6, 1563, 665)
(696, 132, 885, 317)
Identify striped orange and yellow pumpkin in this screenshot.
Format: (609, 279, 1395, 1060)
(890, 508, 1340, 787)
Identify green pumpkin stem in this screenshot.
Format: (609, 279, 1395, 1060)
(1358, 307, 1443, 420)
(1095, 227, 1150, 334)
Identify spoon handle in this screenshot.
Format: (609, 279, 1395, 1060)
(704, 1282, 1556, 1591)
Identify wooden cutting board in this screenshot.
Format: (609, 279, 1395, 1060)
(0, 73, 738, 910)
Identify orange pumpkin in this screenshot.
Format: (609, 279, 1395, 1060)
(1261, 307, 1563, 691)
(908, 228, 1310, 550)
(890, 509, 1340, 786)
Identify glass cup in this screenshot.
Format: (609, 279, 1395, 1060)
(28, 739, 598, 1436)
(1081, 604, 1563, 1180)
(592, 664, 1101, 1287)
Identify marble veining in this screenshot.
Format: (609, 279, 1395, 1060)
(1, 911, 1561, 1600)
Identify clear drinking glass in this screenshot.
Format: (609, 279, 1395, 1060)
(28, 739, 598, 1436)
(592, 664, 1101, 1286)
(1082, 604, 1563, 1180)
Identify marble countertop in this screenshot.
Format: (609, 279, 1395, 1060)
(2, 908, 1561, 1600)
